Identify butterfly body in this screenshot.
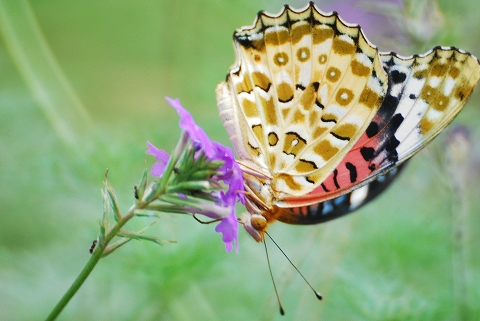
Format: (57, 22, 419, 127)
(216, 2, 480, 241)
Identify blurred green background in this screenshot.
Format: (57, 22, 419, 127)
(1, 0, 479, 320)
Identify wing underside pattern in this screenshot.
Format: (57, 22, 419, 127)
(216, 2, 480, 226)
(280, 46, 480, 208)
(276, 163, 406, 224)
(217, 3, 388, 197)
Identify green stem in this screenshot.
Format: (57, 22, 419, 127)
(45, 129, 200, 319)
(45, 203, 140, 321)
(44, 239, 103, 321)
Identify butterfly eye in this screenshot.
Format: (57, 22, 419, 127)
(251, 215, 267, 231)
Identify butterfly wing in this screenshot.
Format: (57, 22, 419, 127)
(217, 4, 389, 204)
(277, 162, 408, 224)
(279, 46, 480, 211)
(216, 3, 480, 230)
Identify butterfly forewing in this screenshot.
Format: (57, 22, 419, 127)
(217, 4, 388, 200)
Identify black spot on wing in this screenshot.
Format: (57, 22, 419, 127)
(256, 82, 271, 92)
(384, 137, 401, 163)
(333, 169, 340, 189)
(368, 113, 404, 167)
(389, 113, 404, 132)
(390, 70, 407, 83)
(321, 116, 337, 123)
(300, 158, 318, 169)
(315, 99, 325, 109)
(383, 55, 395, 67)
(373, 60, 409, 128)
(382, 95, 400, 111)
(330, 131, 351, 141)
(360, 147, 375, 161)
(345, 162, 357, 183)
(321, 183, 330, 192)
(366, 121, 379, 138)
(382, 113, 404, 163)
(279, 96, 294, 103)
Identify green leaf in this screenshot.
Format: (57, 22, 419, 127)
(102, 237, 131, 257)
(117, 229, 176, 246)
(158, 194, 205, 210)
(135, 165, 148, 204)
(101, 187, 110, 233)
(166, 181, 211, 194)
(106, 183, 122, 222)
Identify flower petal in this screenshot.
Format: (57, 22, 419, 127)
(215, 210, 238, 252)
(146, 141, 170, 162)
(151, 162, 167, 177)
(146, 142, 170, 177)
(212, 142, 245, 205)
(165, 97, 215, 157)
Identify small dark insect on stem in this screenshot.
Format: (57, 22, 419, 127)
(134, 185, 139, 200)
(89, 240, 98, 254)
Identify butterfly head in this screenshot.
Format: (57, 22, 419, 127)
(240, 200, 295, 242)
(240, 213, 268, 242)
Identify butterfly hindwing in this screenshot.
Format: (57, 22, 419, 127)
(276, 163, 406, 224)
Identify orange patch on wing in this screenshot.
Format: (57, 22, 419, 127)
(313, 139, 339, 161)
(359, 87, 381, 109)
(312, 26, 334, 44)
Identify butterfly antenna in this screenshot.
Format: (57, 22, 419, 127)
(263, 239, 285, 315)
(265, 231, 323, 301)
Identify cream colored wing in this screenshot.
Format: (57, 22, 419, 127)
(216, 3, 388, 197)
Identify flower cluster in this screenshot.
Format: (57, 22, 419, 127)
(147, 97, 244, 252)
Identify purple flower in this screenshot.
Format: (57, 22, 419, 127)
(147, 97, 245, 252)
(208, 142, 244, 252)
(212, 142, 245, 206)
(165, 97, 216, 158)
(146, 142, 170, 177)
(215, 212, 238, 252)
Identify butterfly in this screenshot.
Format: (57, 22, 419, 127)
(216, 2, 480, 242)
